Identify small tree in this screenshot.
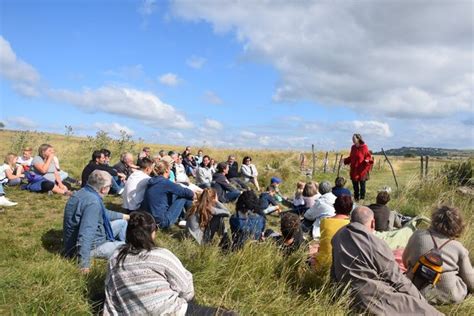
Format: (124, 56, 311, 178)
(0, 122, 5, 129)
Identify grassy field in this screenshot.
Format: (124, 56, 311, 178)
(0, 129, 472, 315)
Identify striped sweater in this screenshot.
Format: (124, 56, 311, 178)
(104, 247, 194, 315)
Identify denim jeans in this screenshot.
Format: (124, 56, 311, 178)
(7, 178, 22, 186)
(0, 184, 4, 196)
(90, 219, 127, 259)
(225, 190, 241, 203)
(110, 176, 124, 194)
(157, 197, 193, 229)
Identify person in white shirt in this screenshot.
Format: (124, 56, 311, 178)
(16, 147, 33, 171)
(195, 155, 213, 189)
(1, 153, 24, 186)
(122, 158, 154, 212)
(240, 156, 260, 191)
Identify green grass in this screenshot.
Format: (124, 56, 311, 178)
(0, 130, 473, 315)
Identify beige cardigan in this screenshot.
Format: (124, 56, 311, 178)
(403, 229, 474, 304)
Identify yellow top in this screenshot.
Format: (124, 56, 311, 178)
(316, 217, 350, 269)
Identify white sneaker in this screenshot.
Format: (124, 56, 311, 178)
(178, 220, 187, 228)
(0, 196, 17, 207)
(117, 188, 125, 195)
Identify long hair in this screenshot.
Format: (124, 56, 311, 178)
(200, 155, 211, 168)
(4, 153, 17, 168)
(187, 188, 217, 229)
(353, 133, 365, 145)
(116, 212, 157, 266)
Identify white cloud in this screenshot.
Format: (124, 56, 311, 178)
(186, 55, 206, 69)
(240, 131, 257, 138)
(6, 116, 38, 129)
(93, 122, 135, 137)
(159, 72, 181, 86)
(0, 36, 41, 97)
(138, 0, 156, 16)
(166, 131, 185, 140)
(171, 1, 473, 118)
(48, 85, 193, 129)
(204, 90, 223, 105)
(350, 120, 393, 138)
(204, 118, 223, 130)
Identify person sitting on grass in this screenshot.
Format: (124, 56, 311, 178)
(368, 190, 402, 232)
(403, 205, 474, 305)
(186, 188, 230, 247)
(141, 160, 194, 229)
(182, 152, 197, 177)
(81, 150, 124, 195)
(266, 212, 304, 256)
(331, 176, 351, 198)
(0, 183, 17, 207)
(230, 190, 266, 250)
(122, 157, 154, 213)
(104, 211, 232, 315)
(63, 170, 129, 273)
(212, 162, 242, 203)
(301, 181, 320, 210)
(1, 153, 24, 186)
(241, 156, 260, 191)
(31, 143, 70, 195)
(113, 152, 137, 180)
(225, 155, 248, 190)
(314, 195, 352, 270)
(258, 186, 281, 216)
(196, 155, 213, 189)
(136, 146, 151, 165)
(16, 147, 33, 171)
(331, 206, 443, 315)
(269, 177, 286, 203)
(303, 181, 337, 238)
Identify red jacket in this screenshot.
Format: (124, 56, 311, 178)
(343, 144, 373, 181)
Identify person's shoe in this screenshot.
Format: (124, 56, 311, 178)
(0, 196, 17, 207)
(177, 220, 187, 228)
(117, 187, 125, 195)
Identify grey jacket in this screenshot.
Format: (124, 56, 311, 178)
(186, 201, 230, 245)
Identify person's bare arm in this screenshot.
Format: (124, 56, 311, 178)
(34, 155, 54, 174)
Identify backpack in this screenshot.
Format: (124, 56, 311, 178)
(411, 230, 452, 290)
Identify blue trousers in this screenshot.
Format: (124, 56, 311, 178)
(157, 197, 193, 229)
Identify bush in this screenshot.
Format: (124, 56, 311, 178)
(441, 160, 473, 186)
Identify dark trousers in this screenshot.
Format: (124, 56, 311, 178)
(352, 180, 366, 200)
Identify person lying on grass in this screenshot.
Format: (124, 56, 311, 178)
(229, 190, 266, 251)
(63, 170, 129, 274)
(331, 206, 443, 315)
(104, 211, 234, 316)
(186, 188, 230, 247)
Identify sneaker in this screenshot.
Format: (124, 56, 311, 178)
(177, 220, 187, 228)
(117, 187, 125, 195)
(0, 196, 17, 207)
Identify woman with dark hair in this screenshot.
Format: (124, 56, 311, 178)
(315, 195, 353, 269)
(196, 155, 213, 189)
(105, 212, 231, 315)
(342, 134, 373, 201)
(240, 156, 260, 191)
(403, 206, 474, 304)
(187, 188, 230, 246)
(229, 190, 266, 250)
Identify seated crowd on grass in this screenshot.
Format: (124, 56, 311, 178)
(1, 142, 472, 315)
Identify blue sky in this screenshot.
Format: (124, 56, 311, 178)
(1, 0, 473, 150)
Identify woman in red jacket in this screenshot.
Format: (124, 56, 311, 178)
(342, 134, 373, 201)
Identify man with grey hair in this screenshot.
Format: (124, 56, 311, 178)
(330, 206, 442, 315)
(303, 180, 337, 238)
(63, 170, 130, 274)
(113, 152, 137, 180)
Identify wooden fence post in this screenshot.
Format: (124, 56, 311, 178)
(333, 153, 339, 173)
(312, 144, 316, 178)
(425, 156, 429, 177)
(323, 151, 329, 173)
(420, 156, 424, 179)
(382, 148, 399, 191)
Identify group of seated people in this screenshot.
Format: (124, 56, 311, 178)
(5, 143, 472, 314)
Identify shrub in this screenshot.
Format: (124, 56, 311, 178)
(441, 160, 473, 186)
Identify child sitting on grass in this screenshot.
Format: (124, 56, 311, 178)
(258, 186, 281, 216)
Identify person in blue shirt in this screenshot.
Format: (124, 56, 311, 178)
(230, 190, 266, 250)
(63, 170, 129, 273)
(141, 160, 195, 229)
(258, 186, 281, 216)
(332, 176, 352, 198)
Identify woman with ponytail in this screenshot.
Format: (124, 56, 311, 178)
(104, 211, 194, 315)
(186, 188, 230, 246)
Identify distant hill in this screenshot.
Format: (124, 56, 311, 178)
(374, 147, 474, 157)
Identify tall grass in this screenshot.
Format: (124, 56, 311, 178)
(0, 130, 472, 314)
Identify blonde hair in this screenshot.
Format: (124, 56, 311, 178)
(154, 160, 170, 176)
(4, 153, 17, 168)
(187, 188, 218, 229)
(295, 181, 305, 198)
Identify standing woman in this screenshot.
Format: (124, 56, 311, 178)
(342, 134, 373, 201)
